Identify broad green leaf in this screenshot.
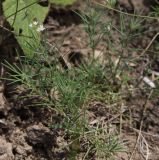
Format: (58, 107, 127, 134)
(3, 0, 49, 56)
(49, 0, 77, 5)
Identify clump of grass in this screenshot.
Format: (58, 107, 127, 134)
(4, 54, 124, 159)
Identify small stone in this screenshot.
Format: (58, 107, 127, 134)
(0, 137, 14, 160)
(9, 128, 32, 157)
(15, 145, 32, 156)
(0, 92, 9, 117)
(26, 124, 55, 148)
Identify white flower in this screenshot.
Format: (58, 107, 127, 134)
(143, 77, 156, 88)
(37, 24, 45, 32)
(33, 21, 38, 26)
(29, 23, 33, 27)
(107, 25, 111, 31)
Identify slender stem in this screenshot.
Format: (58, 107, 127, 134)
(128, 90, 153, 160)
(12, 0, 19, 26)
(140, 32, 159, 57)
(93, 1, 159, 20)
(6, 1, 38, 20)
